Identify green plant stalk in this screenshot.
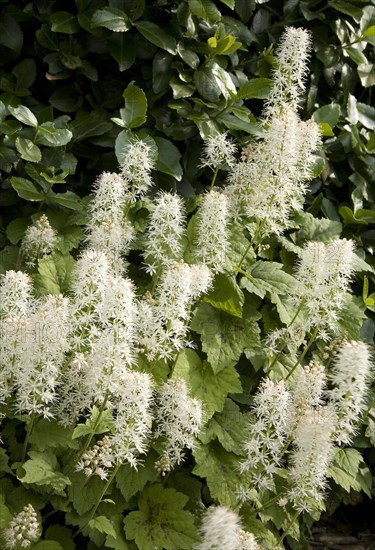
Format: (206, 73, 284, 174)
(21, 411, 36, 462)
(209, 165, 220, 191)
(276, 510, 299, 546)
(285, 326, 319, 381)
(268, 298, 306, 370)
(64, 391, 110, 476)
(73, 462, 121, 540)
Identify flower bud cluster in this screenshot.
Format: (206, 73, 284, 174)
(21, 214, 57, 266)
(3, 504, 40, 549)
(76, 436, 114, 479)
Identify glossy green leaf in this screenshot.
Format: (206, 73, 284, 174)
(237, 77, 272, 99)
(8, 104, 38, 127)
(108, 33, 136, 71)
(312, 104, 341, 127)
(154, 136, 183, 180)
(91, 7, 131, 32)
(135, 21, 177, 54)
(35, 122, 72, 147)
(120, 82, 147, 129)
(0, 13, 23, 51)
(51, 12, 80, 34)
(11, 177, 44, 201)
(6, 217, 29, 244)
(15, 137, 42, 163)
(188, 0, 221, 24)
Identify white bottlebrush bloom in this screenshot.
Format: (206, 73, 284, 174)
(149, 261, 212, 357)
(143, 191, 186, 270)
(54, 353, 94, 426)
(194, 191, 230, 273)
(110, 370, 154, 468)
(76, 435, 114, 480)
(286, 406, 336, 513)
(70, 250, 113, 350)
(200, 133, 237, 170)
(264, 26, 312, 118)
(154, 378, 203, 473)
(89, 274, 136, 396)
(86, 172, 134, 270)
(120, 139, 155, 200)
(294, 239, 356, 339)
(240, 378, 292, 491)
(328, 341, 373, 445)
(292, 361, 326, 420)
(0, 271, 33, 317)
(226, 109, 321, 237)
(3, 504, 40, 549)
(21, 214, 57, 266)
(15, 294, 71, 418)
(196, 506, 242, 550)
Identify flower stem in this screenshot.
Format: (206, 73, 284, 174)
(64, 393, 110, 476)
(73, 462, 121, 539)
(276, 510, 299, 546)
(21, 412, 36, 462)
(285, 326, 319, 381)
(209, 166, 219, 191)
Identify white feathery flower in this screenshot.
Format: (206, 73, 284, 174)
(264, 26, 311, 118)
(120, 140, 155, 200)
(70, 250, 113, 349)
(189, 264, 213, 298)
(15, 294, 71, 418)
(200, 133, 237, 170)
(143, 192, 186, 269)
(2, 504, 40, 549)
(241, 378, 292, 491)
(194, 191, 230, 273)
(86, 172, 134, 270)
(0, 271, 33, 317)
(196, 506, 241, 550)
(110, 370, 154, 468)
(154, 378, 203, 473)
(84, 274, 137, 402)
(292, 361, 326, 420)
(21, 214, 57, 266)
(294, 239, 356, 339)
(226, 109, 321, 237)
(151, 262, 213, 357)
(54, 353, 94, 426)
(328, 341, 373, 445)
(286, 406, 335, 513)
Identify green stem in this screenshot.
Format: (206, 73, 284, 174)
(22, 412, 36, 462)
(285, 326, 319, 381)
(64, 393, 110, 476)
(209, 166, 219, 191)
(73, 462, 121, 539)
(268, 299, 306, 370)
(360, 395, 375, 425)
(252, 494, 281, 515)
(276, 510, 299, 547)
